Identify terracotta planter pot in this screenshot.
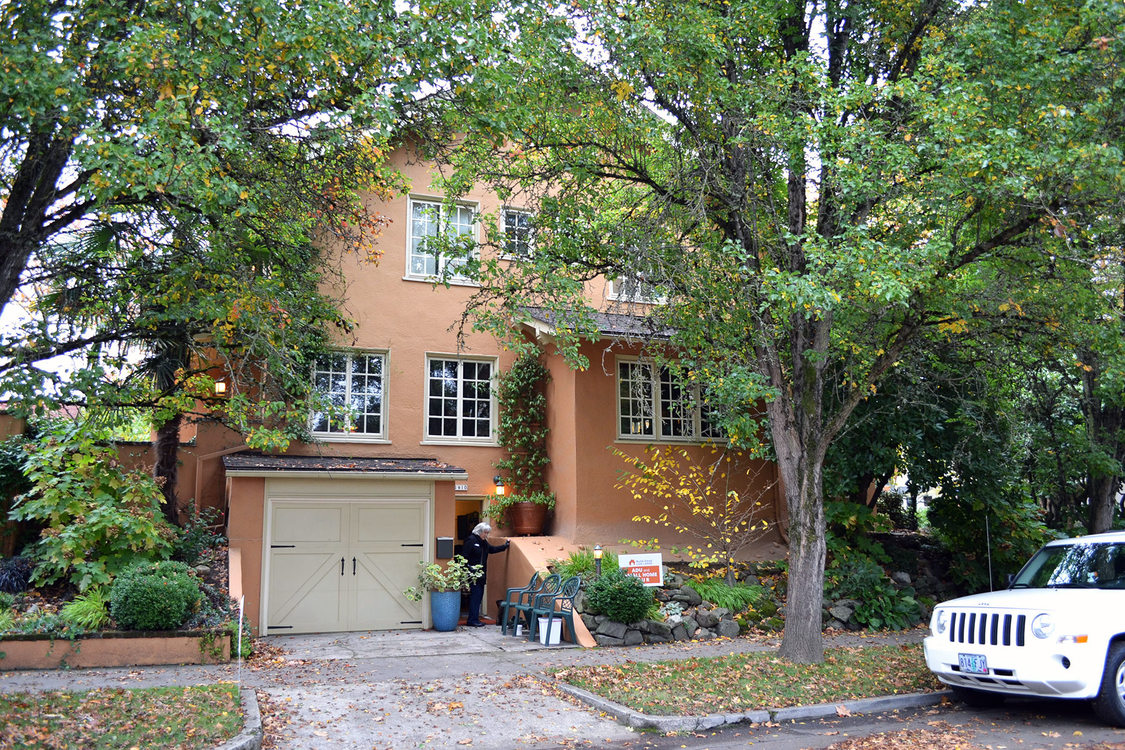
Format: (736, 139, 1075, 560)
(509, 501, 548, 536)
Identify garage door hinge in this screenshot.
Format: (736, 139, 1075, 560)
(270, 625, 294, 629)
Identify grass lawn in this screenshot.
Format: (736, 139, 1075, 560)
(0, 683, 242, 749)
(551, 643, 942, 716)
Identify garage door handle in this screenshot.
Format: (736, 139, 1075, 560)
(340, 557, 345, 575)
(401, 543, 423, 547)
(352, 557, 357, 575)
(271, 545, 296, 549)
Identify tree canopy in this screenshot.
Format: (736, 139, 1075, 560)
(433, 0, 1125, 662)
(0, 0, 483, 449)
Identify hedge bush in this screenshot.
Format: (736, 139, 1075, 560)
(585, 569, 653, 624)
(109, 561, 202, 631)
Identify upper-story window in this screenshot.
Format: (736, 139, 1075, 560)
(408, 197, 476, 281)
(311, 351, 387, 440)
(502, 208, 534, 259)
(425, 356, 495, 442)
(607, 273, 667, 304)
(617, 358, 723, 442)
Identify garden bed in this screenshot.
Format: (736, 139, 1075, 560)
(0, 629, 231, 670)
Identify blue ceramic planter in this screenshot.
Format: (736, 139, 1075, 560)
(430, 590, 461, 631)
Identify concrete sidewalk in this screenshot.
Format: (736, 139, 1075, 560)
(0, 626, 934, 749)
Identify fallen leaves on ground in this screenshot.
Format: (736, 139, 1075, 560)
(551, 643, 940, 716)
(824, 721, 985, 750)
(0, 685, 241, 750)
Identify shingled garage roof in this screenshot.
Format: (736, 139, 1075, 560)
(222, 452, 468, 479)
(521, 306, 675, 341)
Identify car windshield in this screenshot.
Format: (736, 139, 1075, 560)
(1012, 541, 1125, 589)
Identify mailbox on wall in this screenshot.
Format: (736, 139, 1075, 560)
(436, 536, 454, 559)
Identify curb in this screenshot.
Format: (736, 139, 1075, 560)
(214, 687, 262, 750)
(554, 682, 952, 733)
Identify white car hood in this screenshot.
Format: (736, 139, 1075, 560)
(939, 587, 1124, 611)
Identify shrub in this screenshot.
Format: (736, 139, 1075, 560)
(12, 423, 175, 591)
(687, 578, 769, 613)
(0, 555, 34, 594)
(585, 569, 653, 624)
(61, 587, 111, 630)
(549, 547, 619, 579)
(172, 506, 227, 565)
(109, 561, 202, 631)
(826, 558, 922, 630)
(616, 445, 773, 584)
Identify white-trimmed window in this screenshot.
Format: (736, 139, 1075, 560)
(502, 208, 534, 259)
(426, 357, 495, 442)
(617, 358, 723, 441)
(607, 274, 667, 304)
(312, 351, 387, 439)
(408, 197, 476, 280)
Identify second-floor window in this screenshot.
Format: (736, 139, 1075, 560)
(607, 273, 667, 304)
(502, 208, 533, 259)
(426, 357, 494, 441)
(312, 351, 386, 439)
(617, 358, 723, 441)
(408, 198, 476, 280)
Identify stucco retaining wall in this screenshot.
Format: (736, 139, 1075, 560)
(0, 630, 230, 670)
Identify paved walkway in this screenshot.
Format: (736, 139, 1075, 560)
(0, 627, 930, 749)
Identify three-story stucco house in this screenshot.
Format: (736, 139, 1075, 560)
(168, 144, 788, 639)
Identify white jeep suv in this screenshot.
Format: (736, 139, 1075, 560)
(924, 530, 1125, 726)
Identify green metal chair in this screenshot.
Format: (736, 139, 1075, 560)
(527, 575, 582, 644)
(499, 571, 541, 635)
(508, 574, 560, 637)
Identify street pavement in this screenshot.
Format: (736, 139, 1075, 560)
(2, 627, 1122, 749)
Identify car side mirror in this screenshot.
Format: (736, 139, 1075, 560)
(1006, 573, 1015, 588)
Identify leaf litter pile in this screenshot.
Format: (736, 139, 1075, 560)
(552, 643, 940, 716)
(0, 684, 242, 750)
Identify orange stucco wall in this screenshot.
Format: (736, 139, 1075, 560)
(227, 476, 265, 631)
(543, 338, 787, 560)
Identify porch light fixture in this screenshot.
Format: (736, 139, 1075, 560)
(593, 544, 603, 576)
(493, 476, 505, 496)
(214, 380, 227, 396)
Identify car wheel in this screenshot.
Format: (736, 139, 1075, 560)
(1093, 642, 1125, 727)
(950, 685, 1006, 708)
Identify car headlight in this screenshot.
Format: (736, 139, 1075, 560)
(935, 609, 948, 635)
(1032, 613, 1055, 639)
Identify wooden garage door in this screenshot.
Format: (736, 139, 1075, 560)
(266, 501, 426, 634)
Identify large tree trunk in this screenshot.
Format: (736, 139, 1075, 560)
(1089, 474, 1120, 534)
(770, 400, 828, 664)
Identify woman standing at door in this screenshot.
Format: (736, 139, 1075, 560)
(461, 523, 509, 627)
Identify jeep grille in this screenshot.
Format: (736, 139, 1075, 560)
(947, 610, 1027, 647)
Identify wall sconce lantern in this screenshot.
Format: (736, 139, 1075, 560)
(593, 544, 603, 576)
(493, 476, 505, 496)
(213, 380, 227, 396)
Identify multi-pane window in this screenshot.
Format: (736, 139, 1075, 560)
(426, 358, 494, 440)
(607, 274, 667, 304)
(408, 198, 476, 280)
(502, 209, 533, 259)
(312, 352, 386, 438)
(617, 358, 723, 441)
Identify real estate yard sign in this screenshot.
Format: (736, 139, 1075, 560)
(622, 553, 663, 586)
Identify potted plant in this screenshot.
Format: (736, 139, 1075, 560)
(404, 555, 482, 631)
(485, 491, 556, 536)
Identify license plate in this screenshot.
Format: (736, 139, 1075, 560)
(958, 653, 988, 675)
